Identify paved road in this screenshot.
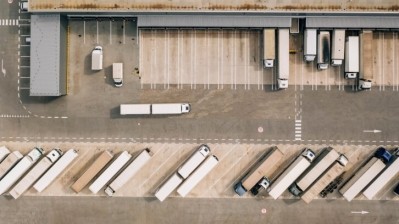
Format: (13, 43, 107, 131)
(0, 196, 398, 224)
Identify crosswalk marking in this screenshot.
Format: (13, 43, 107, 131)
(0, 19, 19, 26)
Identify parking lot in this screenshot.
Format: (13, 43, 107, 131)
(2, 142, 398, 202)
(140, 29, 399, 91)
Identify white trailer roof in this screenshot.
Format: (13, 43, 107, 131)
(155, 173, 183, 202)
(277, 29, 289, 79)
(120, 104, 151, 115)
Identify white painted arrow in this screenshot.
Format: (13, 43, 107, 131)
(351, 211, 369, 214)
(363, 130, 382, 133)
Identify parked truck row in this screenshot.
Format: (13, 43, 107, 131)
(1, 145, 398, 202)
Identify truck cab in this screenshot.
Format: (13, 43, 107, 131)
(181, 104, 191, 113)
(250, 177, 270, 195)
(302, 148, 316, 162)
(374, 147, 392, 164)
(278, 79, 288, 89)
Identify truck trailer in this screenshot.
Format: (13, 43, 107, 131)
(91, 46, 103, 70)
(105, 149, 153, 196)
(263, 29, 276, 68)
(112, 63, 123, 87)
(33, 149, 78, 193)
(289, 147, 340, 196)
(71, 150, 114, 193)
(358, 30, 373, 89)
(177, 155, 219, 197)
(178, 145, 210, 179)
(339, 154, 389, 202)
(304, 29, 317, 62)
(0, 147, 44, 195)
(317, 31, 331, 70)
(363, 149, 399, 199)
(277, 29, 290, 89)
(120, 103, 191, 115)
(0, 151, 23, 179)
(9, 149, 62, 199)
(89, 151, 132, 194)
(0, 146, 10, 163)
(331, 29, 345, 66)
(234, 146, 284, 196)
(155, 173, 183, 202)
(268, 148, 315, 199)
(344, 36, 360, 79)
(301, 155, 348, 204)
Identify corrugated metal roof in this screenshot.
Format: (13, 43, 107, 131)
(306, 16, 399, 29)
(30, 14, 66, 96)
(138, 15, 291, 28)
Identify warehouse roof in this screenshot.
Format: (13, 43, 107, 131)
(306, 16, 399, 29)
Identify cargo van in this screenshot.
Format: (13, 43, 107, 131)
(91, 46, 103, 70)
(112, 63, 123, 87)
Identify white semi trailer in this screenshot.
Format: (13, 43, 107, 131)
(9, 149, 62, 199)
(178, 145, 210, 179)
(155, 173, 183, 202)
(105, 149, 153, 196)
(344, 36, 360, 79)
(263, 29, 276, 68)
(331, 29, 345, 66)
(33, 149, 78, 193)
(268, 148, 315, 199)
(0, 151, 23, 179)
(304, 29, 317, 62)
(120, 103, 191, 115)
(0, 146, 10, 162)
(277, 29, 289, 89)
(0, 147, 44, 195)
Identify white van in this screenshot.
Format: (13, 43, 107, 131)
(112, 63, 123, 87)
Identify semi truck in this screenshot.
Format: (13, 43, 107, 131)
(155, 173, 183, 202)
(363, 149, 399, 199)
(234, 146, 284, 196)
(0, 147, 44, 195)
(89, 151, 132, 194)
(178, 145, 210, 179)
(105, 149, 153, 196)
(112, 63, 123, 87)
(344, 36, 360, 79)
(9, 149, 62, 199)
(91, 46, 103, 70)
(303, 29, 317, 62)
(120, 103, 191, 115)
(317, 31, 330, 70)
(0, 146, 10, 162)
(263, 29, 276, 68)
(177, 155, 219, 197)
(289, 147, 340, 196)
(358, 30, 373, 89)
(339, 148, 391, 202)
(331, 29, 345, 66)
(277, 29, 289, 89)
(71, 150, 113, 193)
(33, 149, 78, 193)
(268, 148, 315, 199)
(0, 151, 23, 179)
(301, 154, 348, 203)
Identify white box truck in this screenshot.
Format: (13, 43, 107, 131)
(178, 145, 210, 179)
(112, 63, 123, 87)
(71, 150, 113, 193)
(155, 173, 183, 202)
(277, 29, 289, 89)
(177, 155, 219, 197)
(263, 29, 276, 68)
(301, 154, 348, 204)
(344, 36, 360, 79)
(234, 146, 284, 196)
(0, 151, 23, 179)
(0, 146, 10, 163)
(363, 149, 399, 199)
(339, 157, 386, 202)
(304, 29, 317, 62)
(289, 147, 340, 196)
(105, 149, 153, 196)
(9, 149, 62, 199)
(358, 30, 373, 89)
(268, 148, 315, 199)
(33, 149, 78, 193)
(89, 151, 132, 194)
(120, 103, 191, 115)
(0, 147, 44, 195)
(91, 46, 103, 70)
(331, 29, 345, 66)
(317, 31, 330, 70)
